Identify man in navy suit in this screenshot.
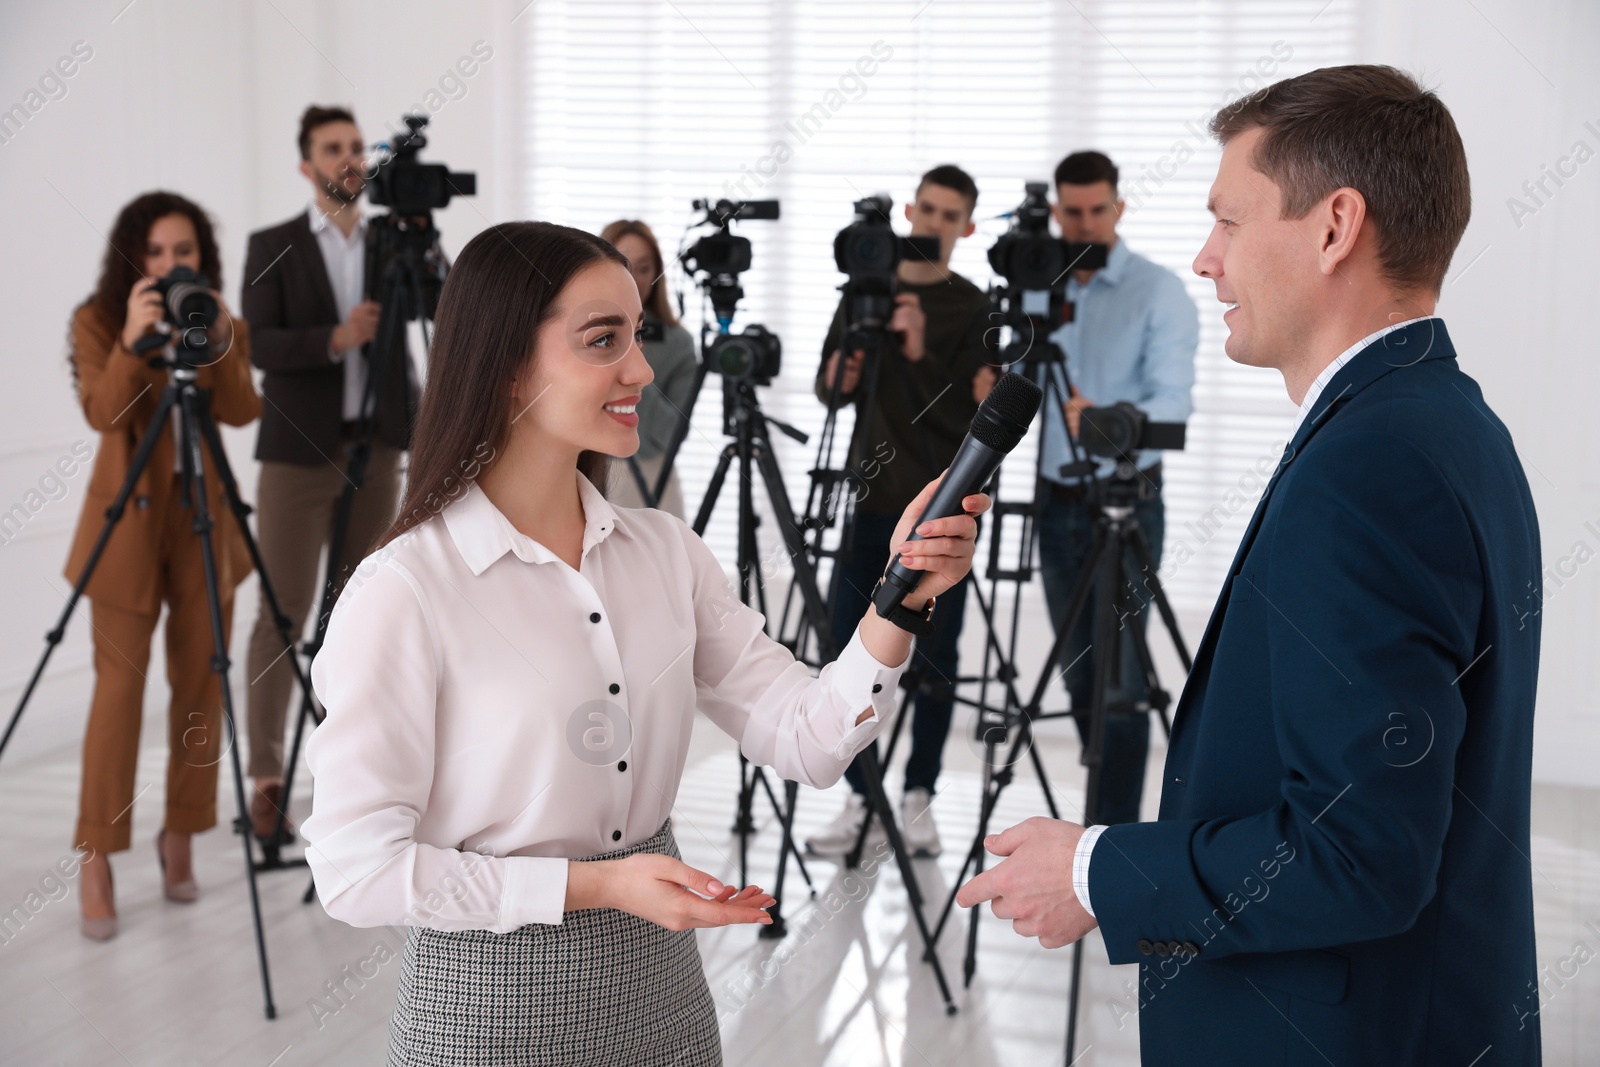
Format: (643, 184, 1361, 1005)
(958, 65, 1543, 1064)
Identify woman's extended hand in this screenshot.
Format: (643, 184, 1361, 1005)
(568, 853, 775, 931)
(886, 472, 991, 606)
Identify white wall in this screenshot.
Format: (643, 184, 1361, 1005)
(0, 0, 1594, 784)
(1359, 0, 1600, 786)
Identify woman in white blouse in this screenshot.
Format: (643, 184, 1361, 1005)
(301, 221, 988, 1066)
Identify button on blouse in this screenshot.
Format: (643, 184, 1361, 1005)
(302, 474, 910, 933)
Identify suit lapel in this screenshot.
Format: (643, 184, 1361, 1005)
(1165, 318, 1458, 751)
(292, 211, 342, 324)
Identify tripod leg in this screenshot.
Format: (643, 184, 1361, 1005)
(194, 402, 319, 864)
(753, 771, 814, 893)
(844, 688, 914, 868)
(179, 388, 277, 1019)
(855, 743, 958, 1014)
(0, 388, 180, 763)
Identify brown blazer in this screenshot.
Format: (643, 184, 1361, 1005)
(241, 212, 417, 466)
(63, 304, 262, 615)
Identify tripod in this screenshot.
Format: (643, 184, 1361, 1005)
(690, 372, 826, 939)
(271, 214, 432, 890)
(918, 345, 1191, 1058)
(0, 333, 322, 1019)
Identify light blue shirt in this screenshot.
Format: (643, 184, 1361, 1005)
(1036, 239, 1199, 483)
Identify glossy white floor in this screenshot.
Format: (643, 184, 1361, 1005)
(1, 641, 1596, 1065)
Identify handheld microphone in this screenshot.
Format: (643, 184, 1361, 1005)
(873, 372, 1043, 615)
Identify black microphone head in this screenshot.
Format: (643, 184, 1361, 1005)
(972, 372, 1043, 453)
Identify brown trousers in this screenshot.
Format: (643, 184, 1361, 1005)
(244, 442, 402, 779)
(77, 473, 236, 855)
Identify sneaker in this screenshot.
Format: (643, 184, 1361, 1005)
(900, 787, 942, 858)
(805, 793, 887, 858)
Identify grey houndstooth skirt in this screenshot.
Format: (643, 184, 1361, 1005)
(388, 819, 722, 1066)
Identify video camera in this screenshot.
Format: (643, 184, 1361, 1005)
(831, 195, 939, 359)
(1078, 401, 1186, 461)
(367, 114, 476, 215)
(683, 197, 782, 383)
(986, 181, 1108, 364)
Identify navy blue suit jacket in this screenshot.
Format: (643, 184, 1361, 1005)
(1089, 319, 1542, 1065)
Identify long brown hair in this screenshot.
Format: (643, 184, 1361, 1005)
(374, 221, 626, 551)
(599, 219, 680, 327)
(71, 191, 223, 384)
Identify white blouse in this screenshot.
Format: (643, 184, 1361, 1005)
(301, 473, 909, 933)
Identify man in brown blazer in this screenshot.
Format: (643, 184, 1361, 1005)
(239, 106, 416, 843)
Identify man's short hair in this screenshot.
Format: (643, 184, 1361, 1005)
(298, 105, 358, 161)
(916, 164, 979, 216)
(1054, 151, 1119, 195)
(1210, 64, 1470, 295)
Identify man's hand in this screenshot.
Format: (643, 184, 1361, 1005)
(822, 348, 864, 396)
(1065, 385, 1095, 438)
(890, 291, 927, 362)
(955, 816, 1098, 950)
(332, 299, 382, 352)
(973, 365, 999, 404)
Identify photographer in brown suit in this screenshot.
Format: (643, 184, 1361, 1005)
(66, 191, 261, 940)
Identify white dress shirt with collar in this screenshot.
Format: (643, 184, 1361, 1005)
(302, 473, 910, 933)
(307, 200, 368, 421)
(1070, 313, 1442, 920)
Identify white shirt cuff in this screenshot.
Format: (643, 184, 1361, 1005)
(824, 624, 912, 761)
(1072, 823, 1107, 919)
(498, 855, 570, 929)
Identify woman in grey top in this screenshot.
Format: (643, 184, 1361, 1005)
(601, 219, 697, 517)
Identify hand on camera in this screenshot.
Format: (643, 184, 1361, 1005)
(973, 365, 998, 404)
(333, 299, 382, 352)
(580, 853, 775, 931)
(888, 473, 990, 605)
(890, 292, 927, 362)
(121, 277, 166, 352)
(1065, 385, 1095, 438)
(823, 348, 864, 396)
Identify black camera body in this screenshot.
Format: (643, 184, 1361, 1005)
(706, 324, 782, 386)
(153, 265, 219, 332)
(986, 182, 1108, 364)
(1078, 401, 1187, 461)
(832, 195, 939, 359)
(367, 114, 476, 215)
(833, 194, 939, 284)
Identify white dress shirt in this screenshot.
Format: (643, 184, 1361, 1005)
(306, 200, 368, 421)
(1070, 314, 1441, 920)
(302, 473, 910, 933)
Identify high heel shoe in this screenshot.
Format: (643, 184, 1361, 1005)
(155, 829, 199, 903)
(79, 857, 117, 942)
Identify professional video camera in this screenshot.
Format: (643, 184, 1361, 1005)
(831, 194, 939, 357)
(1079, 401, 1186, 462)
(986, 181, 1108, 363)
(367, 114, 476, 215)
(682, 197, 782, 383)
(364, 113, 474, 326)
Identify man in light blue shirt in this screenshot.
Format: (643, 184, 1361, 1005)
(1037, 150, 1197, 826)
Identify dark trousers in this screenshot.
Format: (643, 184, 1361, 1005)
(828, 509, 970, 797)
(1037, 470, 1166, 826)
